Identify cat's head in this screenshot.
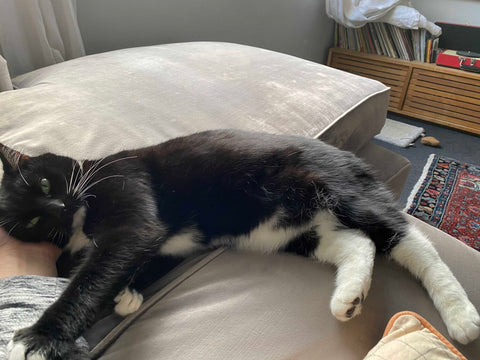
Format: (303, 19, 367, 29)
(0, 145, 84, 248)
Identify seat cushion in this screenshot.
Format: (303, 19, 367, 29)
(90, 214, 480, 360)
(0, 42, 389, 159)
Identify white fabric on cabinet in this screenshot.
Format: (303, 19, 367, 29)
(326, 0, 441, 36)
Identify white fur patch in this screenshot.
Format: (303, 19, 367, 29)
(66, 206, 90, 254)
(211, 210, 375, 321)
(7, 340, 45, 360)
(159, 228, 205, 256)
(214, 212, 310, 253)
(114, 287, 143, 316)
(391, 225, 480, 344)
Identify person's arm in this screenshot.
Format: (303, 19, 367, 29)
(0, 228, 76, 358)
(0, 227, 61, 279)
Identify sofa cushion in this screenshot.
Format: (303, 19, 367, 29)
(0, 42, 389, 159)
(356, 141, 411, 199)
(88, 214, 480, 360)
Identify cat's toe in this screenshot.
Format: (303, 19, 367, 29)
(445, 304, 480, 344)
(114, 287, 143, 316)
(330, 290, 365, 322)
(8, 328, 89, 360)
(8, 336, 48, 360)
(7, 339, 29, 360)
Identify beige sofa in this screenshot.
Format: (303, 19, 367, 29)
(0, 42, 478, 359)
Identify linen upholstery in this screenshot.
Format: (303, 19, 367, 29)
(91, 214, 480, 360)
(0, 41, 438, 359)
(0, 42, 388, 160)
(356, 141, 411, 199)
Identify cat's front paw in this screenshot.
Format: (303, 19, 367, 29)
(7, 327, 89, 360)
(443, 301, 480, 344)
(114, 287, 143, 316)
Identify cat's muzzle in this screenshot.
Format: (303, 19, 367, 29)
(41, 198, 66, 219)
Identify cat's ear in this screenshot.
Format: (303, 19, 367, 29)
(0, 144, 30, 173)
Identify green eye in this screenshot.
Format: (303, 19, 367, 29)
(40, 178, 50, 194)
(26, 216, 40, 228)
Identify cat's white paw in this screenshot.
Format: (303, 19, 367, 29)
(8, 327, 89, 359)
(330, 280, 370, 322)
(444, 302, 480, 344)
(114, 287, 143, 316)
(7, 340, 45, 360)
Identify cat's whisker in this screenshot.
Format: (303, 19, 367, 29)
(71, 160, 85, 196)
(52, 229, 61, 245)
(63, 175, 70, 194)
(72, 158, 105, 197)
(77, 156, 136, 194)
(48, 227, 57, 239)
(7, 222, 19, 236)
(77, 175, 125, 198)
(74, 156, 135, 198)
(18, 167, 30, 187)
(68, 159, 87, 196)
(51, 230, 60, 247)
(0, 219, 13, 228)
(79, 193, 97, 202)
(68, 160, 78, 195)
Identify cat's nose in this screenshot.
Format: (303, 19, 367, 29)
(44, 199, 66, 218)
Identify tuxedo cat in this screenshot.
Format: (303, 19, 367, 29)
(1, 130, 478, 360)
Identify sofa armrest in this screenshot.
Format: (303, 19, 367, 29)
(356, 141, 411, 200)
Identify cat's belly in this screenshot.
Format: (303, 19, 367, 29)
(211, 212, 313, 252)
(158, 227, 206, 256)
(158, 211, 317, 257)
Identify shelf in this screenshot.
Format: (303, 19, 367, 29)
(327, 48, 480, 135)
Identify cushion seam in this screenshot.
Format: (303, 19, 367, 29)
(89, 247, 228, 359)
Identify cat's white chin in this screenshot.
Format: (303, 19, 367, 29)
(66, 206, 90, 254)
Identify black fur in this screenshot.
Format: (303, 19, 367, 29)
(0, 130, 409, 359)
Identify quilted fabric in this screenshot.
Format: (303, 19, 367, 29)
(364, 311, 466, 360)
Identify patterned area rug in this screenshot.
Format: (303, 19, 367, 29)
(405, 154, 480, 251)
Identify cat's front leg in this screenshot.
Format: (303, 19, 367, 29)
(8, 328, 89, 360)
(7, 225, 164, 360)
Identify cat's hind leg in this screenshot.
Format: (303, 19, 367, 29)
(312, 212, 376, 321)
(390, 225, 480, 344)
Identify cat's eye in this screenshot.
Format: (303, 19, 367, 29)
(26, 216, 40, 229)
(40, 178, 50, 195)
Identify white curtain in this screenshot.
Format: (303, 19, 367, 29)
(0, 54, 13, 91)
(0, 0, 85, 81)
(326, 0, 441, 36)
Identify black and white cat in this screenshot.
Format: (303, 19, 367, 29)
(0, 130, 478, 360)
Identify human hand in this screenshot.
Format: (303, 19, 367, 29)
(0, 227, 61, 279)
